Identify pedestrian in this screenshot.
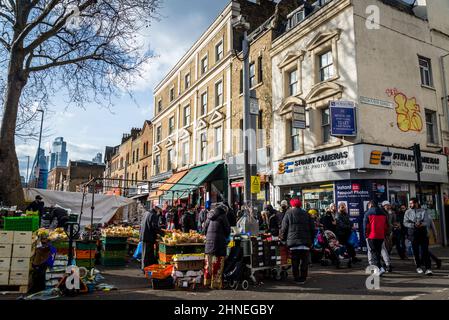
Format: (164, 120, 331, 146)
(336, 202, 360, 263)
(404, 198, 432, 275)
(140, 206, 163, 270)
(180, 205, 197, 233)
(392, 204, 407, 259)
(378, 201, 393, 272)
(364, 200, 389, 276)
(198, 201, 210, 234)
(276, 200, 289, 229)
(26, 195, 45, 225)
(425, 208, 442, 269)
(165, 207, 177, 231)
(203, 203, 231, 289)
(280, 198, 315, 285)
(223, 201, 237, 227)
(320, 208, 337, 233)
(264, 204, 279, 236)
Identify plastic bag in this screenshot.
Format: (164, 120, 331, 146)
(348, 230, 360, 248)
(236, 209, 259, 235)
(133, 242, 142, 259)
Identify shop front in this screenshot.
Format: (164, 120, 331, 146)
(273, 143, 449, 245)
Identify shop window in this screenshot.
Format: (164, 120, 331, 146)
(201, 92, 208, 116)
(214, 126, 222, 157)
(419, 56, 433, 87)
(321, 108, 331, 144)
(425, 109, 437, 144)
(215, 80, 223, 107)
(319, 50, 334, 82)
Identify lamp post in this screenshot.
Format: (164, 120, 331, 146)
(31, 109, 44, 188)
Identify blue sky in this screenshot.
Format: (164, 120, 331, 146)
(17, 0, 229, 177)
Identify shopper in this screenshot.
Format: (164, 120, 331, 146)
(392, 204, 407, 259)
(426, 210, 442, 269)
(203, 203, 231, 289)
(198, 201, 210, 233)
(165, 207, 177, 231)
(224, 201, 237, 227)
(336, 202, 360, 263)
(320, 208, 337, 233)
(364, 200, 389, 276)
(379, 201, 393, 272)
(180, 205, 197, 232)
(140, 206, 163, 270)
(264, 204, 279, 236)
(280, 198, 315, 285)
(404, 198, 432, 275)
(276, 200, 289, 229)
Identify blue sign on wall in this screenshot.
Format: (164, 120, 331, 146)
(330, 101, 357, 136)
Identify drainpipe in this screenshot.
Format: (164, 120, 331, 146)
(441, 53, 449, 246)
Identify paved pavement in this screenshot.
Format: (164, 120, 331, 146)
(2, 246, 449, 300)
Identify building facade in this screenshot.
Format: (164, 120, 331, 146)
(65, 160, 106, 192)
(49, 137, 68, 171)
(47, 167, 68, 191)
(270, 0, 449, 245)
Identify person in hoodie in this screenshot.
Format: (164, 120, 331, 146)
(203, 203, 231, 289)
(364, 200, 390, 276)
(276, 200, 289, 229)
(180, 205, 197, 233)
(264, 204, 280, 236)
(140, 206, 163, 270)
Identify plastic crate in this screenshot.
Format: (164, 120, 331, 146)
(101, 237, 127, 244)
(144, 264, 174, 280)
(76, 259, 96, 268)
(101, 250, 127, 259)
(100, 257, 126, 267)
(76, 250, 96, 259)
(158, 252, 174, 264)
(76, 241, 97, 250)
(159, 243, 204, 255)
(3, 216, 39, 231)
(52, 241, 69, 249)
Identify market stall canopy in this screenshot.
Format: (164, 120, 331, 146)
(24, 188, 134, 226)
(162, 161, 224, 201)
(148, 170, 189, 200)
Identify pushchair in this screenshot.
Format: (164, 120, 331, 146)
(223, 242, 251, 290)
(320, 230, 352, 269)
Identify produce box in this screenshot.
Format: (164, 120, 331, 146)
(173, 260, 204, 271)
(0, 271, 9, 285)
(159, 243, 205, 255)
(144, 264, 174, 280)
(0, 231, 14, 244)
(13, 231, 36, 245)
(10, 258, 31, 271)
(0, 244, 12, 258)
(159, 252, 174, 264)
(151, 276, 174, 290)
(12, 244, 34, 258)
(172, 254, 205, 262)
(76, 259, 96, 268)
(3, 216, 39, 232)
(9, 270, 29, 285)
(0, 257, 11, 271)
(76, 241, 97, 250)
(100, 257, 126, 267)
(75, 250, 96, 260)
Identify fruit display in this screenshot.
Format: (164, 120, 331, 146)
(101, 226, 134, 238)
(48, 228, 68, 241)
(37, 227, 50, 238)
(172, 253, 205, 262)
(161, 230, 205, 245)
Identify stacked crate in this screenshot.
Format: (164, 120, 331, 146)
(250, 236, 265, 268)
(46, 241, 70, 288)
(100, 237, 127, 266)
(263, 240, 281, 267)
(158, 243, 205, 265)
(0, 231, 13, 285)
(75, 241, 97, 268)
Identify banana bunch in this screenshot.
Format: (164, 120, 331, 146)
(101, 226, 134, 238)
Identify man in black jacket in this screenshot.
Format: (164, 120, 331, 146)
(140, 206, 163, 270)
(280, 198, 315, 284)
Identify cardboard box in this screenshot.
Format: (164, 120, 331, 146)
(0, 257, 11, 271)
(0, 271, 9, 285)
(9, 271, 29, 286)
(13, 231, 35, 245)
(0, 231, 14, 244)
(0, 244, 12, 258)
(12, 244, 34, 258)
(10, 258, 31, 271)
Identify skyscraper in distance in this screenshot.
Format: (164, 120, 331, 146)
(49, 137, 68, 170)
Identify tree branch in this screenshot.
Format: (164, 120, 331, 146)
(27, 53, 102, 72)
(0, 36, 10, 50)
(0, 10, 14, 24)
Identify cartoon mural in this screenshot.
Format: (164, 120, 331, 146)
(386, 88, 423, 132)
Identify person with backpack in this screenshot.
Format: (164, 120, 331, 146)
(404, 198, 432, 275)
(364, 200, 390, 276)
(280, 198, 315, 285)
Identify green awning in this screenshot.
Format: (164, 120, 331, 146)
(162, 161, 224, 201)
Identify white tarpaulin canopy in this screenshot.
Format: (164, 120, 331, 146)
(24, 188, 135, 226)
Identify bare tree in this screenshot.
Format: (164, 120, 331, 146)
(0, 0, 161, 206)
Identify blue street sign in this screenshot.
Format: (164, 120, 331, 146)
(330, 101, 357, 136)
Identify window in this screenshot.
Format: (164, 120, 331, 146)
(201, 92, 208, 116)
(319, 50, 334, 82)
(183, 105, 190, 126)
(287, 9, 305, 30)
(249, 62, 256, 88)
(131, 173, 134, 182)
(215, 81, 223, 107)
(214, 126, 222, 157)
(200, 132, 207, 162)
(419, 57, 433, 87)
(257, 110, 264, 148)
(170, 87, 175, 102)
(239, 69, 243, 94)
(258, 56, 263, 83)
(136, 149, 139, 162)
(215, 41, 223, 62)
(182, 141, 189, 166)
(158, 99, 162, 112)
(425, 109, 437, 144)
(201, 56, 208, 74)
(184, 73, 191, 90)
(155, 154, 161, 175)
(290, 120, 301, 152)
(239, 119, 244, 153)
(167, 149, 173, 171)
(321, 108, 331, 144)
(156, 125, 162, 142)
(169, 116, 175, 134)
(120, 158, 123, 169)
(132, 151, 135, 164)
(288, 69, 298, 96)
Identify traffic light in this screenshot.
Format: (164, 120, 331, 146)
(413, 143, 423, 173)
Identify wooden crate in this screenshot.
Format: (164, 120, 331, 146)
(13, 231, 36, 245)
(0, 244, 12, 258)
(10, 258, 31, 271)
(12, 244, 34, 258)
(0, 257, 11, 271)
(0, 231, 14, 244)
(0, 271, 9, 285)
(8, 271, 29, 286)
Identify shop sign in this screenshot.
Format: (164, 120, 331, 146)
(330, 101, 357, 136)
(292, 104, 306, 129)
(251, 176, 260, 194)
